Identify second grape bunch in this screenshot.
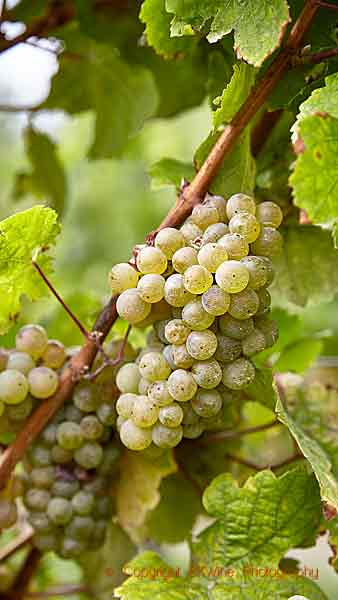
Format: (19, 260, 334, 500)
(110, 192, 283, 451)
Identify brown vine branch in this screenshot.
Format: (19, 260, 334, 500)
(305, 46, 338, 64)
(316, 1, 338, 11)
(0, 526, 34, 562)
(201, 419, 281, 445)
(85, 324, 132, 381)
(32, 261, 90, 339)
(0, 0, 320, 490)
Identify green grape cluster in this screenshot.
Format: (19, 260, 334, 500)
(0, 325, 66, 434)
(111, 193, 283, 451)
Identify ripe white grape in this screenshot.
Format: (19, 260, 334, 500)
(172, 246, 198, 273)
(147, 381, 173, 407)
(191, 389, 222, 418)
(116, 289, 151, 324)
(152, 423, 183, 448)
(226, 193, 256, 219)
(162, 345, 176, 370)
(116, 363, 141, 394)
(167, 369, 197, 402)
(229, 212, 261, 243)
(158, 403, 184, 428)
(180, 222, 203, 244)
(251, 227, 283, 257)
(109, 263, 139, 294)
(201, 285, 230, 316)
(57, 422, 84, 450)
(137, 274, 165, 303)
(183, 265, 213, 294)
(120, 419, 152, 450)
(7, 351, 35, 375)
(215, 334, 242, 363)
(222, 357, 255, 390)
(28, 367, 59, 399)
(155, 227, 185, 258)
(198, 243, 228, 273)
(138, 377, 152, 395)
(74, 441, 103, 468)
(215, 261, 249, 293)
(116, 393, 137, 418)
(228, 288, 259, 320)
(191, 359, 222, 389)
(41, 340, 66, 370)
(256, 201, 283, 228)
(132, 395, 159, 427)
(190, 204, 219, 230)
(203, 222, 229, 244)
(219, 313, 254, 340)
(183, 421, 204, 439)
(0, 369, 28, 405)
(255, 288, 271, 316)
(164, 319, 190, 345)
(240, 256, 269, 290)
(242, 329, 267, 357)
(182, 298, 214, 331)
(164, 274, 194, 307)
(186, 330, 217, 360)
(205, 194, 227, 221)
(172, 344, 194, 369)
(138, 351, 171, 382)
(16, 324, 48, 360)
(136, 246, 167, 275)
(218, 233, 249, 260)
(48, 497, 73, 525)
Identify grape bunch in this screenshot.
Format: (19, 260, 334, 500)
(0, 324, 65, 435)
(111, 193, 283, 451)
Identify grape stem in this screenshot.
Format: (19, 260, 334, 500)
(84, 324, 132, 381)
(0, 0, 321, 490)
(32, 260, 90, 339)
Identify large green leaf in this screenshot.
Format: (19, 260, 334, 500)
(149, 158, 195, 190)
(271, 225, 338, 308)
(244, 368, 277, 412)
(293, 72, 338, 128)
(140, 0, 195, 58)
(290, 114, 338, 224)
(44, 36, 158, 158)
(276, 378, 338, 511)
(213, 63, 255, 129)
(116, 450, 176, 542)
(166, 0, 290, 66)
(14, 128, 67, 215)
(0, 206, 60, 334)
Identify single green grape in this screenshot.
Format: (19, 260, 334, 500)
(66, 515, 94, 541)
(30, 466, 54, 489)
(191, 389, 222, 418)
(172, 246, 198, 273)
(218, 313, 254, 340)
(158, 403, 184, 428)
(119, 419, 152, 450)
(109, 262, 139, 294)
(240, 256, 269, 290)
(183, 265, 213, 294)
(96, 402, 116, 426)
(218, 233, 249, 260)
(29, 444, 52, 467)
(60, 537, 85, 558)
(51, 445, 73, 465)
(80, 415, 104, 440)
(222, 357, 255, 390)
(137, 274, 165, 303)
(172, 344, 194, 369)
(197, 243, 228, 273)
(57, 422, 84, 450)
(215, 260, 249, 293)
(242, 328, 267, 357)
(183, 421, 204, 439)
(152, 423, 183, 448)
(255, 288, 271, 316)
(201, 285, 231, 316)
(116, 363, 141, 394)
(24, 488, 51, 511)
(74, 442, 103, 469)
(164, 319, 191, 345)
(190, 204, 219, 230)
(72, 491, 95, 516)
(186, 330, 217, 360)
(116, 289, 151, 324)
(138, 377, 152, 395)
(6, 395, 33, 421)
(255, 315, 279, 347)
(41, 340, 66, 369)
(138, 351, 171, 382)
(229, 212, 261, 243)
(6, 351, 35, 375)
(116, 393, 137, 418)
(155, 227, 185, 258)
(132, 395, 159, 427)
(215, 335, 242, 363)
(147, 381, 173, 407)
(182, 298, 215, 331)
(28, 367, 59, 399)
(256, 201, 283, 228)
(16, 324, 48, 360)
(251, 227, 283, 257)
(226, 193, 256, 219)
(164, 274, 194, 307)
(203, 222, 229, 244)
(228, 288, 259, 320)
(0, 369, 28, 405)
(180, 222, 203, 245)
(167, 369, 197, 402)
(136, 246, 167, 275)
(47, 497, 73, 525)
(205, 194, 227, 222)
(64, 404, 83, 423)
(73, 384, 98, 412)
(191, 359, 222, 389)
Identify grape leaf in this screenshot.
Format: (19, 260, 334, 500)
(271, 225, 338, 308)
(116, 450, 176, 542)
(245, 368, 277, 411)
(276, 379, 338, 511)
(213, 63, 255, 129)
(149, 158, 195, 190)
(290, 114, 338, 223)
(193, 467, 321, 568)
(273, 338, 323, 374)
(140, 0, 195, 58)
(166, 0, 290, 67)
(80, 523, 136, 600)
(145, 473, 202, 543)
(293, 72, 338, 127)
(13, 128, 67, 216)
(0, 206, 60, 334)
(44, 37, 158, 158)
